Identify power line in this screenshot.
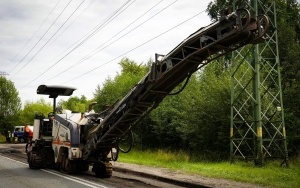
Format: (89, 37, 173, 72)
(11, 0, 73, 78)
(22, 0, 135, 88)
(57, 0, 136, 58)
(46, 0, 167, 81)
(16, 0, 85, 78)
(7, 0, 61, 73)
(63, 9, 206, 84)
(48, 0, 96, 46)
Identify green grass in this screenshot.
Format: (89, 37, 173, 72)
(118, 149, 300, 188)
(0, 134, 6, 143)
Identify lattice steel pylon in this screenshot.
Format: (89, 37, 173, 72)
(230, 0, 288, 166)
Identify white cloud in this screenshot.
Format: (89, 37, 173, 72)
(0, 0, 212, 106)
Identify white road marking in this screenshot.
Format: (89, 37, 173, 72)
(0, 154, 109, 188)
(42, 169, 109, 188)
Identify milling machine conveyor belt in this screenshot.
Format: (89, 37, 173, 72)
(82, 9, 269, 159)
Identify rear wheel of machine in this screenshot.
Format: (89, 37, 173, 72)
(56, 162, 61, 171)
(41, 147, 55, 169)
(61, 152, 76, 174)
(28, 153, 41, 169)
(93, 162, 112, 178)
(29, 163, 34, 169)
(76, 163, 89, 172)
(28, 156, 35, 169)
(27, 147, 35, 169)
(61, 152, 69, 173)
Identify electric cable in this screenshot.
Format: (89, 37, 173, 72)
(11, 0, 73, 78)
(46, 0, 166, 81)
(62, 9, 206, 84)
(22, 0, 135, 88)
(14, 0, 84, 79)
(8, 0, 61, 73)
(48, 0, 96, 46)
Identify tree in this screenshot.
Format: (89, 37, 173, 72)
(93, 58, 153, 148)
(93, 58, 148, 112)
(206, 0, 249, 21)
(19, 98, 52, 124)
(149, 61, 232, 158)
(59, 95, 89, 113)
(0, 76, 21, 141)
(148, 94, 184, 150)
(276, 0, 300, 155)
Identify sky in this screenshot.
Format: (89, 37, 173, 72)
(0, 0, 213, 106)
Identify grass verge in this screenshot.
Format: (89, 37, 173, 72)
(0, 134, 6, 143)
(118, 149, 300, 188)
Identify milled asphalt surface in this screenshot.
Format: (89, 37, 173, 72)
(113, 162, 212, 188)
(1, 143, 264, 188)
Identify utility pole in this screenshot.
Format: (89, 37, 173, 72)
(230, 0, 288, 166)
(0, 71, 9, 77)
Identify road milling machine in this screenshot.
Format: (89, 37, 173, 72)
(26, 9, 269, 177)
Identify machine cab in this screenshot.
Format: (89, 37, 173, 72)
(32, 85, 76, 140)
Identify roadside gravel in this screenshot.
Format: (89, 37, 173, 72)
(112, 161, 266, 188)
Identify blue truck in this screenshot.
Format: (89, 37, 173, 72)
(12, 126, 33, 143)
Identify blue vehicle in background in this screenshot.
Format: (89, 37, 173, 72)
(12, 126, 33, 143)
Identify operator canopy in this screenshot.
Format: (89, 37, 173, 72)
(37, 85, 76, 98)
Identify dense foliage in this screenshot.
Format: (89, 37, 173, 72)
(18, 96, 89, 127)
(93, 58, 149, 112)
(19, 98, 52, 124)
(58, 95, 90, 113)
(93, 57, 235, 159)
(275, 0, 300, 155)
(148, 62, 232, 158)
(0, 76, 21, 140)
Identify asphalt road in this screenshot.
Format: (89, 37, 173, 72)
(0, 155, 111, 188)
(0, 144, 180, 188)
(0, 144, 264, 188)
